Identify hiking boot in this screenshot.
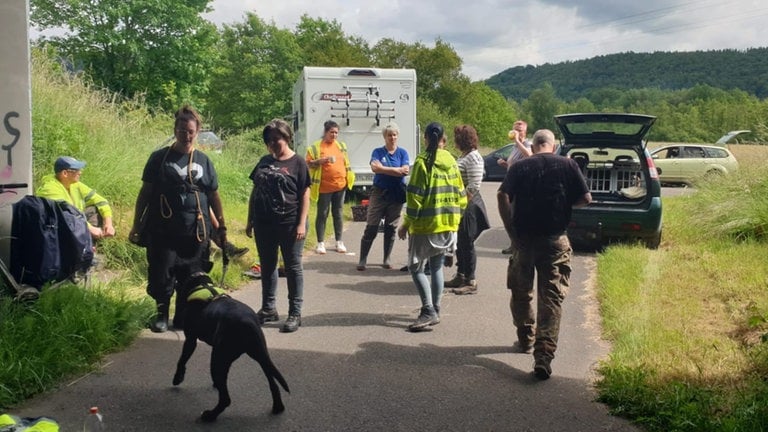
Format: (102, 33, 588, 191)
(224, 243, 249, 259)
(315, 242, 326, 254)
(336, 241, 347, 253)
(150, 303, 170, 333)
(281, 315, 301, 333)
(502, 245, 516, 254)
(452, 279, 478, 295)
(407, 306, 438, 332)
(444, 273, 465, 288)
(257, 308, 279, 324)
(150, 312, 168, 333)
(534, 357, 552, 380)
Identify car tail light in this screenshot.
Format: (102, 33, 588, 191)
(646, 155, 659, 179)
(620, 222, 642, 232)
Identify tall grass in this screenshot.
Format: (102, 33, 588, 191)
(595, 156, 768, 430)
(0, 282, 153, 408)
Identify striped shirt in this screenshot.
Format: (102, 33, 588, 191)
(457, 149, 484, 195)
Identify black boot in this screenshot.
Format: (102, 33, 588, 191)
(357, 225, 378, 271)
(150, 302, 170, 333)
(382, 225, 396, 269)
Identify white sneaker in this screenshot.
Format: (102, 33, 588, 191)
(315, 242, 326, 254)
(336, 241, 347, 253)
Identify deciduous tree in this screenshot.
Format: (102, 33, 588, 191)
(206, 14, 303, 131)
(31, 0, 218, 111)
(294, 15, 370, 67)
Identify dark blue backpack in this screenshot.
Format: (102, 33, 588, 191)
(10, 196, 93, 288)
(55, 200, 94, 276)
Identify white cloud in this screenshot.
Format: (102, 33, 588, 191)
(205, 0, 768, 80)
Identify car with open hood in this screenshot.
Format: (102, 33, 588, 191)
(555, 113, 662, 249)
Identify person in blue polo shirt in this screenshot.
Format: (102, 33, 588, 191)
(357, 122, 410, 271)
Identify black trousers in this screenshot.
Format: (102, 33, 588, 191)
(146, 234, 211, 303)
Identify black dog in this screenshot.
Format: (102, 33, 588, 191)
(172, 271, 289, 422)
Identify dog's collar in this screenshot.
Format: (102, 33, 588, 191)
(186, 283, 226, 303)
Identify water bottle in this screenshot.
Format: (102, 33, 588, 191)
(83, 406, 105, 431)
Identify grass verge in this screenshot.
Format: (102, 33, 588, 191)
(594, 161, 768, 431)
(0, 282, 153, 408)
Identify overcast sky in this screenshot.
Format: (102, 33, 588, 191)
(203, 0, 768, 81)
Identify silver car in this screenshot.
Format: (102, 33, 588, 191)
(651, 144, 739, 185)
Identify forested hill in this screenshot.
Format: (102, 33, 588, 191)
(485, 48, 768, 101)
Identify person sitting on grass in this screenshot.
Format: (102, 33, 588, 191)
(36, 156, 115, 241)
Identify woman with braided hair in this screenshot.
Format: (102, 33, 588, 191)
(397, 122, 467, 332)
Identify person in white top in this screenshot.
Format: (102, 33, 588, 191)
(444, 125, 490, 294)
(497, 120, 532, 254)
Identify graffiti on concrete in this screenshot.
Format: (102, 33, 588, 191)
(2, 111, 20, 178)
(0, 111, 26, 198)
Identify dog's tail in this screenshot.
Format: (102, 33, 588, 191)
(268, 362, 290, 393)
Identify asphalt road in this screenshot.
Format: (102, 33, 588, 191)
(15, 181, 640, 431)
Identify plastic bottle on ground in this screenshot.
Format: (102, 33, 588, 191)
(83, 406, 105, 431)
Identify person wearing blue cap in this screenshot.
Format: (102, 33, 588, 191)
(36, 156, 116, 240)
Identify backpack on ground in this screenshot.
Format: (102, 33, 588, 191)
(10, 196, 93, 289)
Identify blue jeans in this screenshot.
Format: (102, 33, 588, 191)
(411, 254, 445, 310)
(316, 189, 346, 242)
(254, 223, 305, 316)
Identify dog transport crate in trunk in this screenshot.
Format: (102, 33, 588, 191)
(581, 158, 648, 204)
(555, 113, 663, 249)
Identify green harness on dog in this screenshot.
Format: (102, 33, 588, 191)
(186, 273, 227, 303)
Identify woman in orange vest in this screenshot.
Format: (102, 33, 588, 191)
(306, 120, 354, 254)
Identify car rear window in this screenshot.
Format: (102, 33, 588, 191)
(561, 121, 646, 137)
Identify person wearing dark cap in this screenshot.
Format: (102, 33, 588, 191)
(397, 122, 467, 332)
(36, 156, 115, 240)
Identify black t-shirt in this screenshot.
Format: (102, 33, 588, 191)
(248, 154, 310, 225)
(142, 147, 219, 237)
(500, 153, 589, 236)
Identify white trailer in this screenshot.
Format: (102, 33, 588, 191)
(291, 66, 418, 194)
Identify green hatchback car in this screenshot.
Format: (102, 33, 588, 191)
(555, 113, 663, 249)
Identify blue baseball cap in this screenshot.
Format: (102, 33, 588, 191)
(54, 156, 86, 173)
